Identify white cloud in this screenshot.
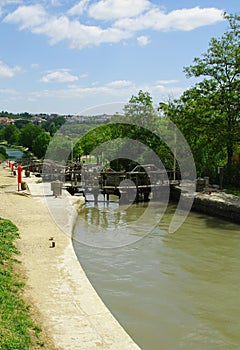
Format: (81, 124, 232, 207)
(114, 6, 224, 32)
(4, 4, 130, 48)
(68, 0, 89, 16)
(107, 80, 133, 88)
(31, 78, 185, 103)
(156, 79, 179, 85)
(161, 7, 224, 31)
(137, 35, 150, 46)
(32, 15, 131, 48)
(4, 4, 46, 30)
(32, 79, 136, 100)
(89, 0, 151, 20)
(3, 4, 224, 49)
(79, 73, 88, 79)
(40, 69, 79, 83)
(4, 77, 187, 114)
(0, 60, 21, 78)
(135, 82, 186, 104)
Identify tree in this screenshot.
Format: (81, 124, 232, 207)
(123, 90, 157, 129)
(0, 146, 8, 160)
(19, 123, 42, 150)
(60, 91, 161, 167)
(122, 90, 175, 167)
(45, 136, 72, 163)
(184, 13, 240, 166)
(32, 131, 51, 159)
(0, 127, 4, 142)
(3, 124, 20, 145)
(161, 90, 226, 178)
(42, 116, 66, 136)
(14, 119, 30, 129)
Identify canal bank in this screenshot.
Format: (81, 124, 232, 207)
(0, 164, 140, 350)
(170, 184, 240, 224)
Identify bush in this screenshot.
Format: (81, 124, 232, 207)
(0, 146, 7, 160)
(222, 163, 240, 188)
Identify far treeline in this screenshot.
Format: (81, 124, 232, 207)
(0, 13, 239, 188)
(0, 115, 66, 159)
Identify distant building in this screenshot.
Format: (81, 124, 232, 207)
(0, 117, 14, 125)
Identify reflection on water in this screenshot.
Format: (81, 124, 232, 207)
(73, 201, 240, 350)
(73, 198, 167, 248)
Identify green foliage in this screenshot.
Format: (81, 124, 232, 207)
(3, 124, 20, 145)
(223, 163, 240, 187)
(19, 123, 42, 150)
(0, 111, 32, 119)
(46, 136, 72, 163)
(0, 146, 8, 161)
(226, 187, 240, 196)
(0, 127, 5, 142)
(162, 13, 240, 185)
(0, 218, 44, 349)
(0, 115, 67, 159)
(60, 122, 106, 141)
(69, 91, 171, 172)
(122, 90, 174, 168)
(42, 116, 66, 136)
(32, 132, 51, 159)
(0, 114, 66, 161)
(183, 13, 240, 166)
(163, 88, 226, 178)
(124, 90, 155, 119)
(75, 90, 173, 170)
(14, 119, 31, 129)
(123, 89, 159, 130)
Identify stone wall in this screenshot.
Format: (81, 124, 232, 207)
(170, 184, 240, 224)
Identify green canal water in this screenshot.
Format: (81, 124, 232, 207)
(73, 201, 240, 350)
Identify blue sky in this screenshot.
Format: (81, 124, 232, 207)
(0, 0, 238, 115)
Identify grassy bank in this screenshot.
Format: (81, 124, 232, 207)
(0, 218, 45, 349)
(0, 146, 7, 161)
(225, 187, 240, 197)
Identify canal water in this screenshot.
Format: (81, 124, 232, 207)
(73, 201, 240, 350)
(1, 145, 24, 160)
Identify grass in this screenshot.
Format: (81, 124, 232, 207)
(0, 218, 45, 349)
(225, 187, 240, 197)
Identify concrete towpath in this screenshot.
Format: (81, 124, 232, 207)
(0, 164, 141, 350)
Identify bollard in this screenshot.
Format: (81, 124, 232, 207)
(51, 180, 63, 197)
(11, 163, 15, 176)
(17, 165, 22, 192)
(49, 237, 55, 248)
(50, 241, 55, 248)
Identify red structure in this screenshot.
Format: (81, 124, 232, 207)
(17, 165, 22, 191)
